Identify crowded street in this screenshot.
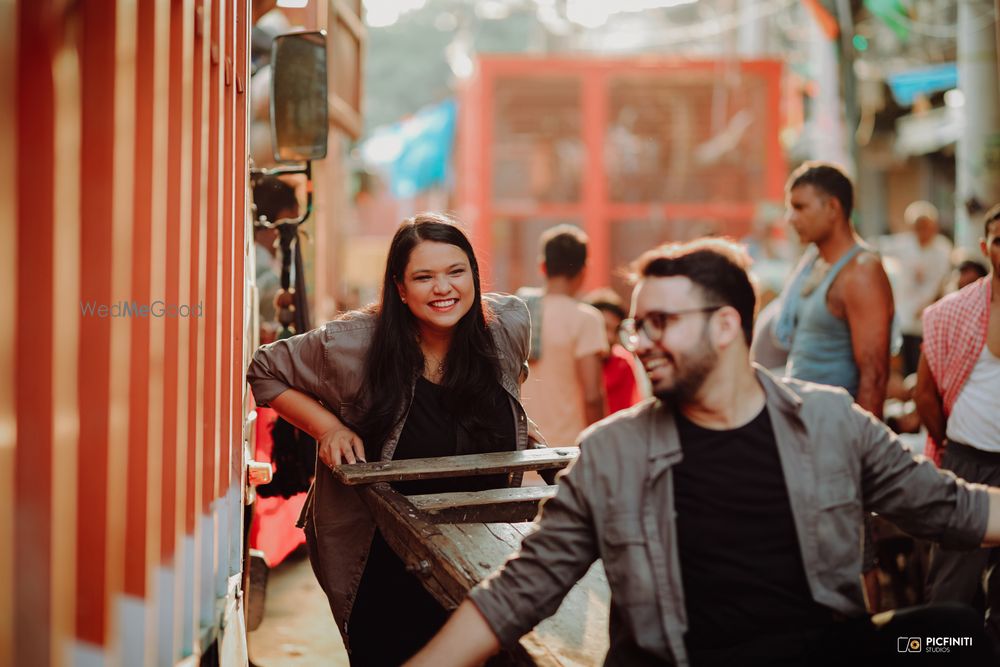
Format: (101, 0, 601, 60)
(5, 0, 1000, 666)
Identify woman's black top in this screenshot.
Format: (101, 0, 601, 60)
(391, 376, 515, 495)
(348, 377, 516, 666)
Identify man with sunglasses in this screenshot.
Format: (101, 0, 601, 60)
(407, 238, 1000, 666)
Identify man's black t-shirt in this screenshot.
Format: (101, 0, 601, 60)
(672, 406, 833, 653)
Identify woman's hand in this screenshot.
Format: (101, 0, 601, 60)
(527, 417, 547, 448)
(318, 426, 367, 467)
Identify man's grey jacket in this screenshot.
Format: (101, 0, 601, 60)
(470, 366, 990, 666)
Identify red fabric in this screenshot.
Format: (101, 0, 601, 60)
(604, 344, 642, 414)
(920, 278, 992, 464)
(249, 405, 307, 566)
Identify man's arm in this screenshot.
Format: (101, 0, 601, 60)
(409, 443, 601, 662)
(853, 400, 985, 550)
(842, 255, 894, 418)
(576, 352, 607, 426)
(404, 600, 500, 667)
(913, 353, 947, 446)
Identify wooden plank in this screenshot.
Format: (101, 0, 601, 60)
(358, 483, 480, 609)
(436, 523, 527, 582)
(409, 487, 557, 512)
(333, 448, 578, 486)
(409, 487, 556, 524)
(361, 471, 610, 665)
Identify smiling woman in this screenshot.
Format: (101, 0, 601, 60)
(246, 212, 539, 665)
(396, 242, 476, 349)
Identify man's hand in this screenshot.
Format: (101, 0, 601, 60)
(404, 600, 501, 667)
(317, 426, 366, 467)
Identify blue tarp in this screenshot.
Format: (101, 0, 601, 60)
(887, 63, 957, 107)
(361, 98, 457, 198)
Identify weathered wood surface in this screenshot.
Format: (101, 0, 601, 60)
(436, 523, 611, 667)
(333, 447, 579, 485)
(361, 483, 610, 666)
(358, 483, 476, 609)
(408, 487, 558, 524)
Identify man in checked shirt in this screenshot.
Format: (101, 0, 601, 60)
(917, 203, 1000, 655)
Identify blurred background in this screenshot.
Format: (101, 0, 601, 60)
(4, 2, 998, 665)
(251, 0, 999, 318)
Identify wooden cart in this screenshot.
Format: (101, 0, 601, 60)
(333, 448, 611, 666)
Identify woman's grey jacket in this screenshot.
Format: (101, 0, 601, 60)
(246, 293, 532, 639)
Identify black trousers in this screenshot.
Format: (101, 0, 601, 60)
(346, 531, 449, 667)
(926, 441, 1000, 659)
(688, 602, 996, 666)
(901, 334, 923, 378)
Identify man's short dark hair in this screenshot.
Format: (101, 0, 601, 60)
(786, 161, 854, 221)
(252, 175, 298, 225)
(958, 259, 988, 280)
(984, 203, 1000, 237)
(631, 238, 756, 345)
(540, 224, 588, 278)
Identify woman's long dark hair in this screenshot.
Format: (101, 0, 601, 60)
(355, 213, 503, 460)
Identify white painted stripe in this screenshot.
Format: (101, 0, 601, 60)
(214, 496, 229, 599)
(68, 640, 105, 667)
(118, 594, 146, 667)
(156, 563, 178, 667)
(198, 510, 217, 630)
(218, 573, 248, 667)
(181, 534, 196, 656)
(227, 480, 244, 577)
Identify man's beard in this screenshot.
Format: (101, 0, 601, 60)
(652, 336, 717, 404)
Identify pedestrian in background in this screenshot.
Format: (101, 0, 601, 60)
(879, 200, 953, 377)
(916, 204, 1000, 655)
(586, 288, 645, 414)
(251, 174, 298, 344)
(776, 161, 896, 611)
(957, 258, 989, 291)
(518, 224, 608, 446)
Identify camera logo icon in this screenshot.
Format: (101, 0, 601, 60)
(897, 637, 922, 652)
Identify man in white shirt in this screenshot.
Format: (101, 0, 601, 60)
(915, 203, 1000, 654)
(881, 201, 953, 376)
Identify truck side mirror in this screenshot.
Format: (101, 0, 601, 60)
(270, 30, 328, 163)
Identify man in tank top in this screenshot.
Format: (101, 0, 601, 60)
(774, 161, 896, 610)
(917, 203, 1000, 655)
